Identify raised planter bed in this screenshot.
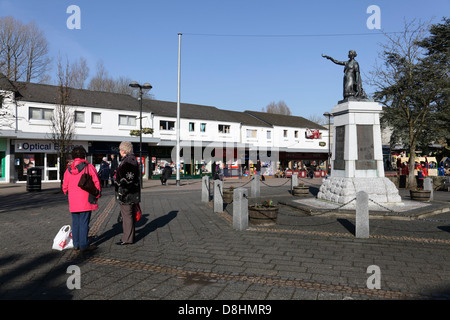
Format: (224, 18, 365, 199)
(410, 189, 431, 201)
(222, 188, 234, 203)
(293, 185, 310, 196)
(248, 204, 278, 225)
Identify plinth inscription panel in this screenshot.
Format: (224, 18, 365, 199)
(334, 125, 345, 170)
(356, 125, 376, 170)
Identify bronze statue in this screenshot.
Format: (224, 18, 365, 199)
(322, 50, 367, 101)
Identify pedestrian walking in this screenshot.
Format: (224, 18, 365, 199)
(98, 157, 110, 187)
(62, 146, 101, 252)
(110, 154, 119, 185)
(114, 141, 140, 245)
(160, 163, 172, 185)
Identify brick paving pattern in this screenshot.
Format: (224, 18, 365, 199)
(0, 177, 449, 301)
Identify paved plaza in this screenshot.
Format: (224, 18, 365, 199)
(0, 177, 449, 304)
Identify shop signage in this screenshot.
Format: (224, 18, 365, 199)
(305, 129, 321, 139)
(15, 140, 89, 153)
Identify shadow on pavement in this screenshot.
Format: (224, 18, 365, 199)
(135, 210, 178, 242)
(0, 252, 74, 299)
(92, 210, 178, 246)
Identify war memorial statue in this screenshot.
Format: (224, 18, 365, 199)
(322, 50, 368, 102)
(317, 50, 403, 207)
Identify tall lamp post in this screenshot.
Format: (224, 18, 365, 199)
(323, 112, 332, 174)
(129, 81, 152, 189)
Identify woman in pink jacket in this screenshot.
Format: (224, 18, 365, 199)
(62, 146, 101, 252)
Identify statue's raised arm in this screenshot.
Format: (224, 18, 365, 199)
(322, 54, 345, 66)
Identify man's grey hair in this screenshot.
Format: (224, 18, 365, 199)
(119, 141, 133, 155)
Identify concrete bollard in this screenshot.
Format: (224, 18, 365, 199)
(251, 175, 260, 198)
(424, 177, 434, 201)
(233, 187, 249, 231)
(213, 180, 223, 213)
(356, 191, 370, 239)
(291, 174, 298, 193)
(201, 176, 210, 202)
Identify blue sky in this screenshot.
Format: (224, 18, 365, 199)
(1, 0, 448, 120)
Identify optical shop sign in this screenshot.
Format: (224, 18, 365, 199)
(15, 140, 88, 153)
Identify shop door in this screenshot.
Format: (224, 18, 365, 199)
(46, 154, 59, 181)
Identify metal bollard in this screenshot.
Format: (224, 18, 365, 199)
(233, 187, 249, 231)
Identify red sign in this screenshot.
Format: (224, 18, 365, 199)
(306, 129, 320, 139)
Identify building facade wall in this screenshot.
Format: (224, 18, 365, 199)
(0, 86, 330, 183)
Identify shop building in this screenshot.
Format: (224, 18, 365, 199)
(0, 73, 329, 183)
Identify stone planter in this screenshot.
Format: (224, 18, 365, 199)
(410, 189, 431, 201)
(248, 205, 278, 225)
(222, 188, 234, 203)
(293, 185, 309, 196)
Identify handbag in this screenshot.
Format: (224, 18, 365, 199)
(135, 203, 142, 222)
(52, 225, 74, 251)
(78, 165, 99, 196)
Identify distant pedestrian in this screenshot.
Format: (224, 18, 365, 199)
(160, 163, 172, 185)
(214, 163, 222, 180)
(416, 167, 424, 189)
(110, 154, 119, 185)
(98, 157, 110, 187)
(62, 146, 101, 253)
(255, 160, 261, 176)
(307, 167, 314, 179)
(114, 141, 140, 245)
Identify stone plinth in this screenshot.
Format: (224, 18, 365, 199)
(318, 100, 403, 206)
(317, 177, 402, 205)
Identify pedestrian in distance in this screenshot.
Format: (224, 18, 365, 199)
(416, 167, 424, 189)
(98, 157, 110, 187)
(160, 163, 172, 185)
(114, 141, 140, 245)
(62, 146, 101, 253)
(307, 166, 314, 179)
(110, 154, 119, 185)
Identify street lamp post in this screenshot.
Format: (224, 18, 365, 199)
(129, 81, 152, 189)
(323, 112, 332, 174)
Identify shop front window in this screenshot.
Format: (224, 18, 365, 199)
(16, 153, 45, 181)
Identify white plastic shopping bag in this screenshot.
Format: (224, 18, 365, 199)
(52, 225, 74, 251)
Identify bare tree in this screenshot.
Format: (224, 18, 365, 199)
(0, 16, 50, 82)
(69, 56, 89, 89)
(262, 100, 291, 115)
(88, 60, 153, 99)
(0, 16, 27, 81)
(306, 114, 328, 125)
(87, 60, 112, 92)
(24, 21, 51, 82)
(51, 57, 75, 187)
